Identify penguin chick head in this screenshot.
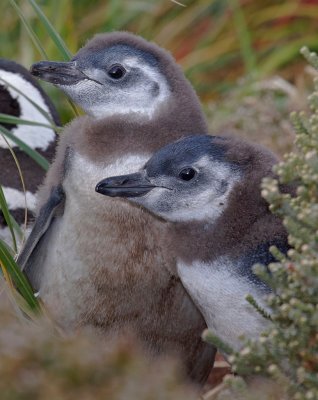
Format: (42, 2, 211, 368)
(96, 135, 246, 223)
(30, 32, 173, 119)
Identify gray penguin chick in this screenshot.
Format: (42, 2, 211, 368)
(19, 33, 216, 383)
(96, 134, 289, 352)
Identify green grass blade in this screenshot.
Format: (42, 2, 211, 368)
(8, 0, 48, 60)
(0, 77, 58, 126)
(10, 0, 81, 118)
(9, 215, 23, 240)
(259, 35, 318, 76)
(27, 0, 72, 61)
(0, 134, 28, 241)
(0, 185, 17, 252)
(202, 328, 235, 355)
(229, 0, 257, 76)
(0, 113, 58, 130)
(0, 239, 40, 311)
(67, 99, 81, 118)
(0, 126, 49, 171)
(170, 0, 186, 7)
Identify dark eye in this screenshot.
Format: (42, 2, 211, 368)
(108, 64, 126, 79)
(178, 167, 196, 181)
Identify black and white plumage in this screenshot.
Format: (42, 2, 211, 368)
(18, 32, 216, 383)
(96, 134, 289, 352)
(0, 59, 60, 245)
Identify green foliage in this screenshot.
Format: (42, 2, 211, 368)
(0, 185, 18, 252)
(2, 0, 318, 120)
(0, 240, 40, 312)
(25, 0, 72, 60)
(203, 329, 235, 356)
(245, 294, 272, 321)
(205, 47, 318, 400)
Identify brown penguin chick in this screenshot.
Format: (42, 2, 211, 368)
(0, 59, 60, 246)
(19, 32, 216, 383)
(96, 134, 289, 353)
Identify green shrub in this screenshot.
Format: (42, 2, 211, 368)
(205, 47, 318, 400)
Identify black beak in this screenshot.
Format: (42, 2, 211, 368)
(30, 61, 88, 85)
(95, 173, 156, 198)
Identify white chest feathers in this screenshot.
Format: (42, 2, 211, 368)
(38, 151, 151, 327)
(65, 151, 151, 207)
(177, 257, 270, 351)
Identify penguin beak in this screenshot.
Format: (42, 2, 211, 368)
(30, 61, 88, 85)
(95, 173, 156, 198)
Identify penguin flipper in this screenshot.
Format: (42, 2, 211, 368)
(17, 185, 65, 272)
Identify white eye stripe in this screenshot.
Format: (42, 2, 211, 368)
(1, 186, 37, 211)
(0, 70, 56, 150)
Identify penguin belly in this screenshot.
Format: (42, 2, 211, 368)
(35, 151, 214, 382)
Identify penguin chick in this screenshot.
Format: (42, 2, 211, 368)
(96, 135, 289, 352)
(0, 59, 60, 246)
(19, 33, 215, 384)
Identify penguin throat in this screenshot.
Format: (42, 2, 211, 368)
(88, 101, 166, 120)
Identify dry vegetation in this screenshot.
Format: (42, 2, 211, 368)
(0, 284, 196, 400)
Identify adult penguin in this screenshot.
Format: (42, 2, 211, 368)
(0, 59, 59, 246)
(19, 32, 216, 383)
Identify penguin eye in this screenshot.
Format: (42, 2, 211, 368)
(178, 168, 196, 181)
(108, 64, 126, 79)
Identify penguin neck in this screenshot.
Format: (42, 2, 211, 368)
(170, 182, 286, 266)
(72, 95, 208, 163)
(170, 193, 286, 351)
(176, 252, 272, 352)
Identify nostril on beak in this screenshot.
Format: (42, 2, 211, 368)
(121, 178, 129, 185)
(95, 177, 125, 193)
